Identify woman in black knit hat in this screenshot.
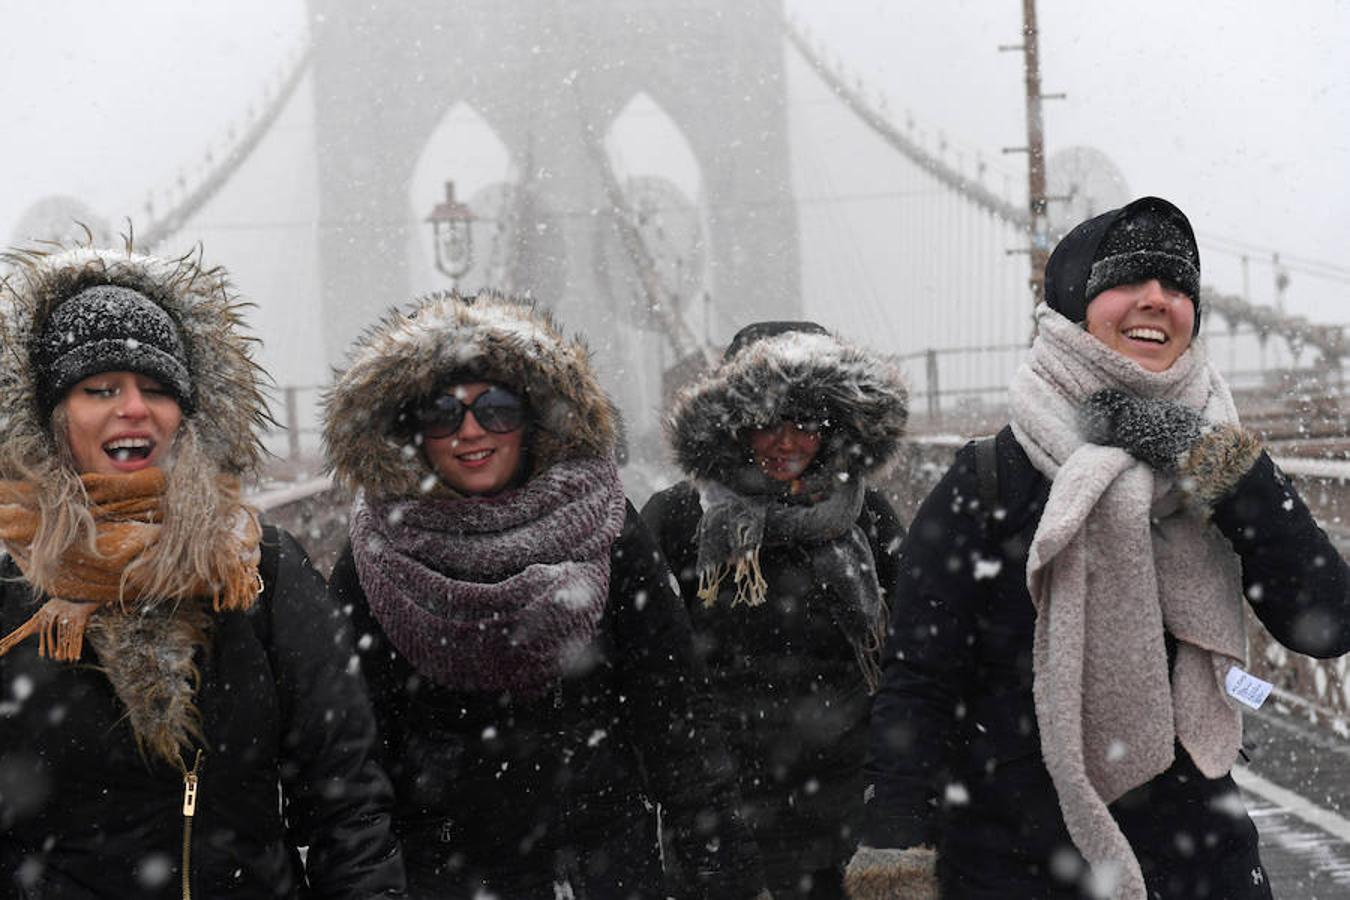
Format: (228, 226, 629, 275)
(642, 321, 910, 898)
(846, 197, 1350, 899)
(0, 245, 405, 898)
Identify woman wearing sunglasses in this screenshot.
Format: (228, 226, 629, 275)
(641, 321, 909, 898)
(322, 291, 769, 900)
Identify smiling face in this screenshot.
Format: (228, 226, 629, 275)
(421, 381, 527, 496)
(747, 421, 823, 482)
(62, 371, 183, 475)
(1085, 278, 1196, 372)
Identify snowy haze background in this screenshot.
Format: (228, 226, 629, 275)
(2, 0, 1346, 422)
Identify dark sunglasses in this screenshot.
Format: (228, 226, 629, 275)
(766, 417, 828, 434)
(416, 386, 527, 438)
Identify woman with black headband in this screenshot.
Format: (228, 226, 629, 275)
(323, 290, 769, 899)
(847, 197, 1350, 899)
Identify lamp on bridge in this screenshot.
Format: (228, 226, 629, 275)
(426, 180, 477, 286)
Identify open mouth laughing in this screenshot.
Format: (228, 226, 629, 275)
(103, 435, 156, 467)
(1124, 326, 1168, 345)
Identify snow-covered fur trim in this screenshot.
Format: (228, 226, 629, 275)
(0, 242, 268, 766)
(843, 845, 939, 900)
(88, 600, 211, 766)
(1180, 424, 1262, 516)
(0, 245, 269, 477)
(666, 330, 908, 483)
(323, 290, 619, 499)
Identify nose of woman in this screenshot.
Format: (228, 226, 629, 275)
(116, 384, 151, 419)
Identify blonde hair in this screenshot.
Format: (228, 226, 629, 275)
(18, 405, 251, 609)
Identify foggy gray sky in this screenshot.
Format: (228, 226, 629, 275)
(3, 0, 1346, 328)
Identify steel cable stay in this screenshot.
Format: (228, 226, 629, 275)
(781, 14, 1344, 371)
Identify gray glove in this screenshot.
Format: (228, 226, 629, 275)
(843, 846, 938, 900)
(1078, 388, 1204, 472)
(1080, 387, 1264, 514)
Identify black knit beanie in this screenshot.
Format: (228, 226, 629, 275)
(724, 320, 829, 361)
(34, 284, 194, 417)
(1045, 196, 1201, 334)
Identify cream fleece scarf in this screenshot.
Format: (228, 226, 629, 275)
(1010, 308, 1246, 900)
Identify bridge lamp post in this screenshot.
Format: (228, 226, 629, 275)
(426, 180, 477, 287)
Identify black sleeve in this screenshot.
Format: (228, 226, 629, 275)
(1211, 452, 1350, 658)
(609, 504, 767, 900)
(862, 446, 985, 850)
(264, 529, 406, 899)
(639, 482, 704, 609)
(329, 543, 407, 772)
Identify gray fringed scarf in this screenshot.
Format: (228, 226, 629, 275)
(695, 469, 886, 691)
(1011, 308, 1246, 900)
(351, 457, 627, 696)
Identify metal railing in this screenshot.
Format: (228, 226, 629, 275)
(899, 330, 1348, 435)
(262, 383, 325, 460)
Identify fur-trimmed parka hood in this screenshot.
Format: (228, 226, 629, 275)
(323, 290, 619, 499)
(0, 245, 269, 477)
(667, 327, 909, 484)
(0, 243, 270, 768)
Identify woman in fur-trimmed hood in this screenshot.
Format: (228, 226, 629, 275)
(848, 197, 1350, 900)
(323, 289, 768, 900)
(640, 321, 909, 899)
(0, 244, 404, 899)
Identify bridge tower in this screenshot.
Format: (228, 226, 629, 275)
(308, 0, 801, 441)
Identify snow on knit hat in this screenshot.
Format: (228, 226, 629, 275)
(1045, 196, 1202, 336)
(1085, 197, 1200, 305)
(34, 284, 194, 417)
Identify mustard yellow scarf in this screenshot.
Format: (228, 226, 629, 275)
(0, 467, 262, 662)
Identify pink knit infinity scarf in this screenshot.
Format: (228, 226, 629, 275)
(351, 457, 627, 696)
(1010, 308, 1246, 900)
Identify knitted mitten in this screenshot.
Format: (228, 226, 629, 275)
(1078, 388, 1203, 472)
(1079, 388, 1262, 514)
(843, 846, 939, 900)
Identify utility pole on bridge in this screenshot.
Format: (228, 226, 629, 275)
(1020, 0, 1050, 304)
(1002, 0, 1053, 305)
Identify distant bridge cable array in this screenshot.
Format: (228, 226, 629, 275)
(87, 16, 1344, 375)
(780, 15, 1344, 370)
(138, 45, 313, 250)
(783, 19, 1028, 230)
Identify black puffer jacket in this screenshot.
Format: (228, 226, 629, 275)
(864, 427, 1350, 899)
(332, 504, 764, 899)
(643, 482, 904, 883)
(0, 526, 405, 899)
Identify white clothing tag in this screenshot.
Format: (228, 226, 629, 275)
(1225, 666, 1274, 710)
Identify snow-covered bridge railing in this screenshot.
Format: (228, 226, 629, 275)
(247, 474, 348, 576)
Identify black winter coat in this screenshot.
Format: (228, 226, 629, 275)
(864, 427, 1350, 899)
(642, 482, 904, 893)
(332, 504, 765, 900)
(0, 526, 405, 899)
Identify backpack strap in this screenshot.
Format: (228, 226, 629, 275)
(249, 524, 281, 649)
